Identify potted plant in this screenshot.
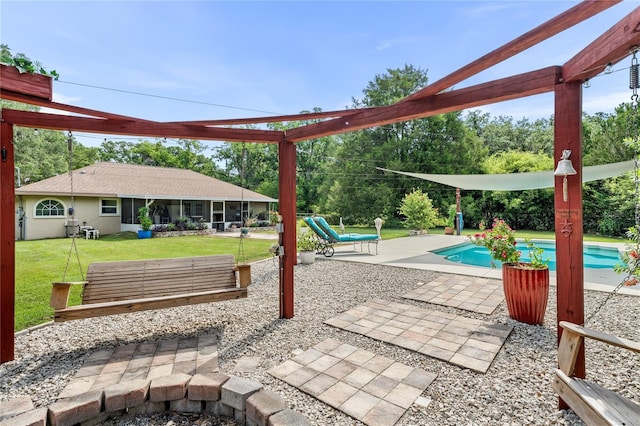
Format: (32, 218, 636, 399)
(469, 218, 549, 325)
(297, 231, 318, 264)
(614, 226, 640, 287)
(137, 206, 153, 239)
(444, 204, 457, 235)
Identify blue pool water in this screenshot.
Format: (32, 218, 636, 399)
(432, 241, 622, 271)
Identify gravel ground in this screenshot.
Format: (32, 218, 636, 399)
(1, 258, 639, 425)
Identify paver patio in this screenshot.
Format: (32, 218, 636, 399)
(402, 275, 504, 315)
(58, 334, 218, 399)
(324, 299, 512, 373)
(269, 338, 437, 426)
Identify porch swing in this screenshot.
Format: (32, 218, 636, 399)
(552, 50, 640, 425)
(49, 135, 252, 322)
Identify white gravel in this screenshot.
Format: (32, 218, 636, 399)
(1, 258, 639, 425)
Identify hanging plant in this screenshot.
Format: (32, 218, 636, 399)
(0, 44, 59, 79)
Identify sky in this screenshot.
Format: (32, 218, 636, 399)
(1, 1, 639, 148)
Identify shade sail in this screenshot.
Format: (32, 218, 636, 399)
(378, 160, 635, 191)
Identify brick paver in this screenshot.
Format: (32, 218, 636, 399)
(59, 334, 218, 399)
(269, 338, 437, 426)
(325, 299, 512, 373)
(402, 275, 504, 315)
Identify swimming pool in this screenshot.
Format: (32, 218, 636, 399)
(432, 241, 622, 271)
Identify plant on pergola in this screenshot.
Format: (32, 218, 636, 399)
(1, 4, 639, 412)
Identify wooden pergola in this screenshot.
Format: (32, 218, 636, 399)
(1, 2, 639, 407)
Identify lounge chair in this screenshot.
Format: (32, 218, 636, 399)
(313, 216, 380, 255)
(302, 217, 335, 257)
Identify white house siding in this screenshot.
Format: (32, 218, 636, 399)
(17, 196, 121, 240)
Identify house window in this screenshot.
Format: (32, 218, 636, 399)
(100, 199, 119, 216)
(35, 199, 65, 217)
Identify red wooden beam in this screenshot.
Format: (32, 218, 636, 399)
(403, 0, 620, 101)
(0, 122, 16, 363)
(0, 65, 52, 101)
(0, 89, 155, 122)
(167, 109, 365, 126)
(1, 109, 284, 144)
(0, 87, 362, 127)
(563, 6, 640, 82)
(278, 138, 296, 319)
(554, 81, 585, 409)
(286, 66, 561, 142)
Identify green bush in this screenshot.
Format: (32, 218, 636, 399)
(398, 189, 438, 231)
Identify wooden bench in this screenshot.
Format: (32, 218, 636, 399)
(50, 255, 251, 322)
(552, 321, 640, 425)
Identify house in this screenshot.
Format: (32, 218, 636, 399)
(14, 162, 277, 240)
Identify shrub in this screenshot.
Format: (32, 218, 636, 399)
(398, 189, 438, 231)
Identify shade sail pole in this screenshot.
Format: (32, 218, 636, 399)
(554, 81, 584, 409)
(0, 122, 15, 363)
(278, 137, 296, 319)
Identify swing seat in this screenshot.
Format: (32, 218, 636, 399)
(50, 255, 251, 322)
(552, 321, 640, 425)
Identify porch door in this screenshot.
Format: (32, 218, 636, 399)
(212, 201, 224, 231)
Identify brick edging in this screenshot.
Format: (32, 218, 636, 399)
(1, 373, 310, 426)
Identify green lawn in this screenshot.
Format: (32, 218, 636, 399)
(349, 226, 625, 243)
(14, 227, 624, 331)
(15, 232, 274, 331)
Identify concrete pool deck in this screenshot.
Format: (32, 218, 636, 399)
(328, 234, 640, 297)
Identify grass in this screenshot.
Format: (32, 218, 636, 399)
(14, 227, 624, 331)
(348, 225, 625, 243)
(15, 232, 274, 331)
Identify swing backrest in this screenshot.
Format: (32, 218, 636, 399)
(82, 255, 237, 304)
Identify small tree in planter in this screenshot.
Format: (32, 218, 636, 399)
(444, 204, 457, 235)
(297, 231, 318, 264)
(137, 206, 153, 239)
(398, 189, 438, 234)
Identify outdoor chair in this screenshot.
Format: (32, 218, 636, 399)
(313, 216, 380, 254)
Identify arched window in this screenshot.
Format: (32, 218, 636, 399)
(35, 199, 65, 217)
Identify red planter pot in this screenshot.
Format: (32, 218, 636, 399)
(501, 263, 550, 325)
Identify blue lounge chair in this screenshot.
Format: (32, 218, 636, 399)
(313, 216, 380, 255)
(302, 217, 335, 257)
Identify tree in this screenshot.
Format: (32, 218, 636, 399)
(98, 138, 220, 176)
(13, 126, 68, 184)
(268, 109, 339, 214)
(466, 113, 553, 156)
(326, 65, 483, 226)
(398, 189, 437, 231)
(471, 151, 555, 231)
(213, 134, 280, 198)
(580, 103, 639, 235)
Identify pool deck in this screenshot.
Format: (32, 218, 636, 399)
(328, 234, 640, 297)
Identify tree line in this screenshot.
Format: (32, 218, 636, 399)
(7, 65, 639, 236)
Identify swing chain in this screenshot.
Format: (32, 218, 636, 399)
(62, 131, 85, 282)
(586, 52, 640, 324)
(236, 143, 247, 265)
(585, 280, 626, 324)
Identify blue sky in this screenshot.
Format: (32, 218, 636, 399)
(1, 1, 639, 147)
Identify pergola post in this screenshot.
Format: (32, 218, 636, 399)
(554, 81, 585, 408)
(0, 122, 16, 363)
(278, 138, 296, 319)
